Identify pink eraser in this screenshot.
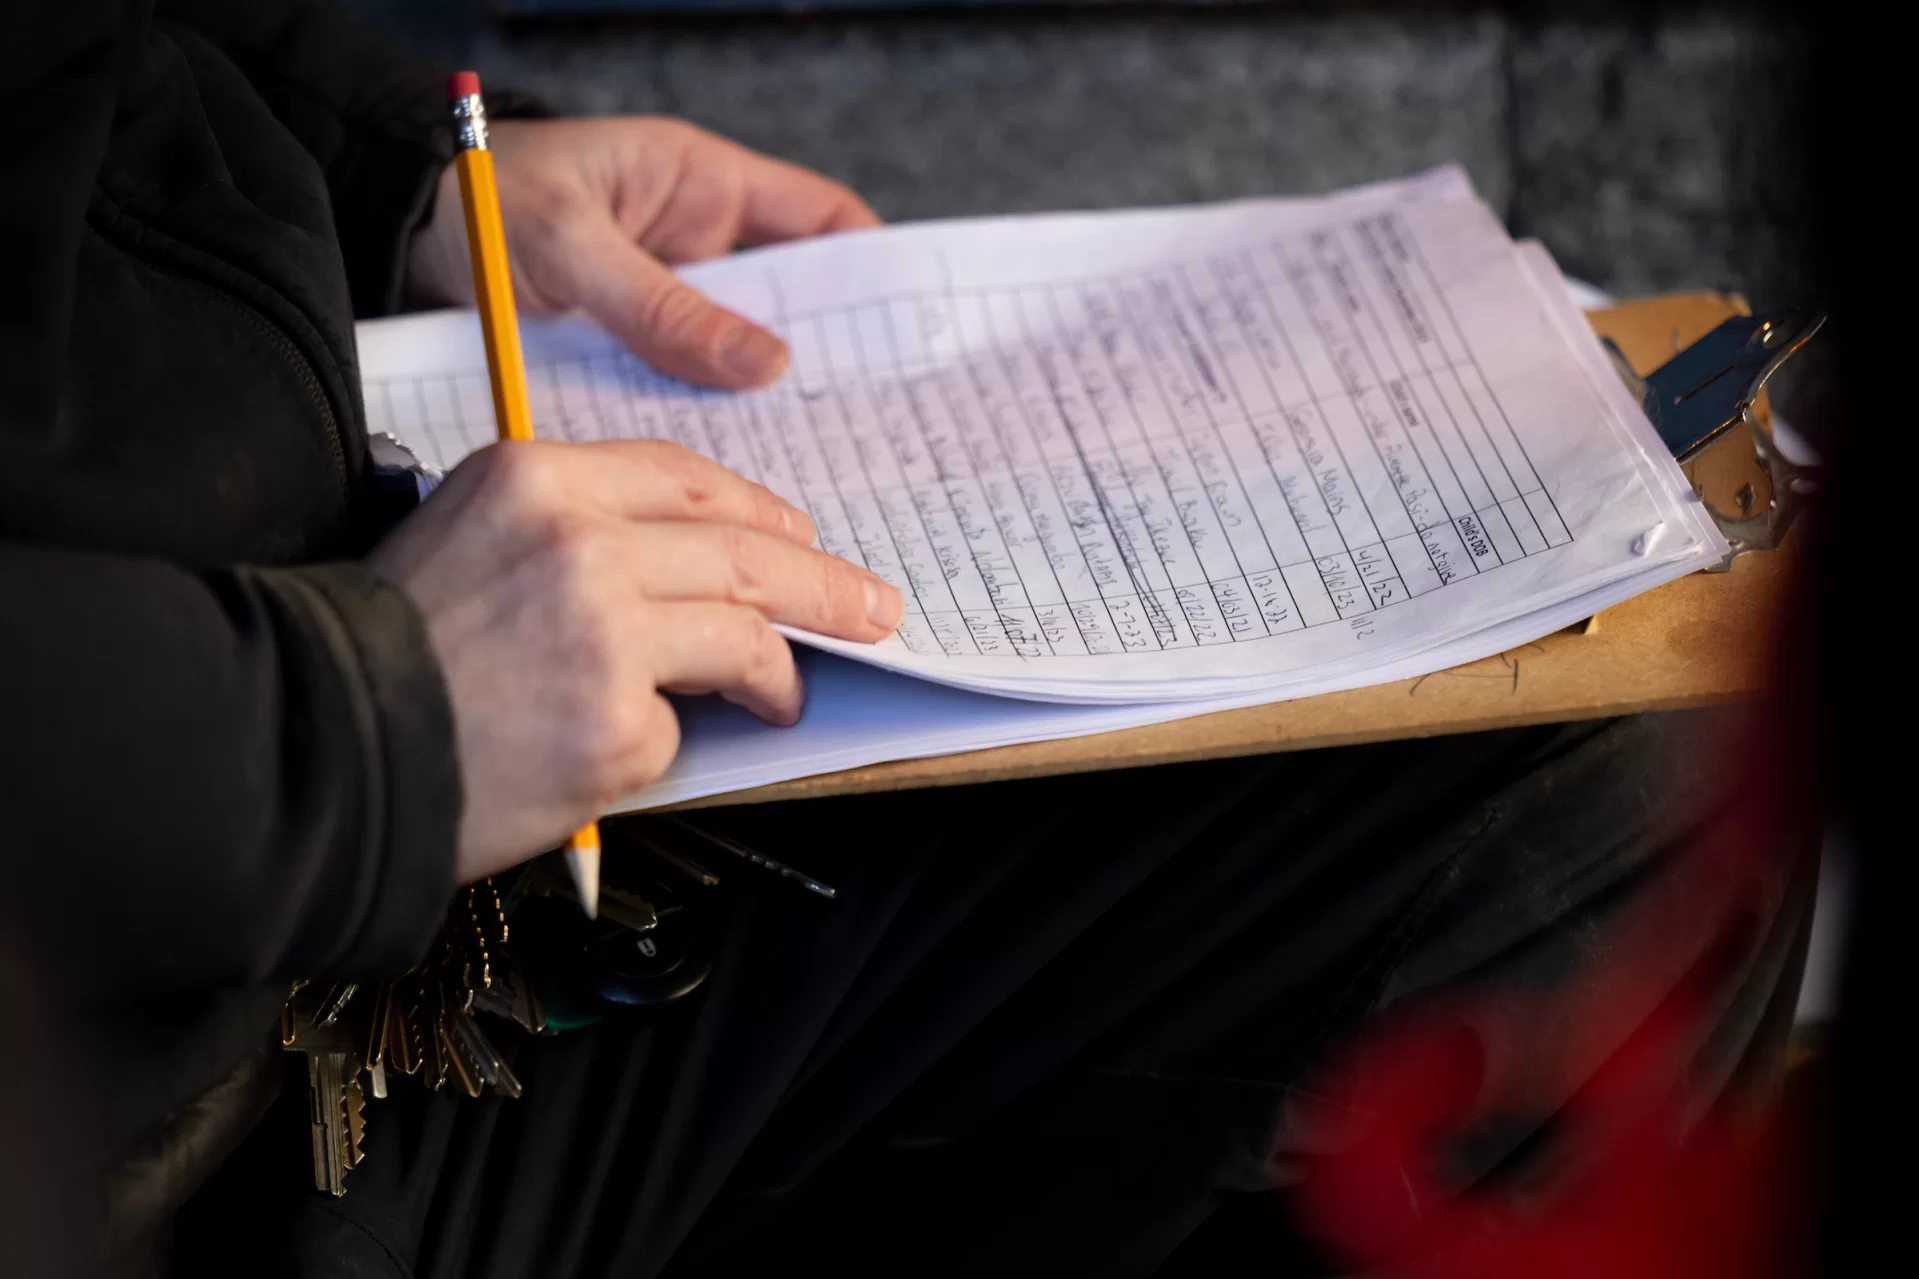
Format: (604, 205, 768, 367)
(447, 71, 481, 98)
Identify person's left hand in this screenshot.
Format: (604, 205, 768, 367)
(406, 117, 880, 390)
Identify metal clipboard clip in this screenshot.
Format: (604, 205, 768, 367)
(1602, 309, 1825, 571)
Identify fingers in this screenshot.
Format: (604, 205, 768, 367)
(646, 602, 806, 725)
(477, 439, 817, 545)
(731, 146, 883, 245)
(643, 127, 878, 256)
(617, 521, 902, 640)
(541, 209, 789, 389)
(453, 439, 817, 546)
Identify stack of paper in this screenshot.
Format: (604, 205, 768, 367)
(359, 167, 1725, 808)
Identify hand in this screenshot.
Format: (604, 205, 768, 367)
(406, 117, 880, 389)
(367, 439, 905, 882)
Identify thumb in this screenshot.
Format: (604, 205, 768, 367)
(538, 210, 789, 390)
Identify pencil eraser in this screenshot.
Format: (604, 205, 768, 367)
(447, 70, 482, 98)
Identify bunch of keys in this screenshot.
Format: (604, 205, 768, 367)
(280, 879, 542, 1196)
(279, 820, 831, 1197)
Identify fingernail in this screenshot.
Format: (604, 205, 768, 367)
(720, 325, 787, 384)
(782, 503, 815, 544)
(864, 577, 903, 630)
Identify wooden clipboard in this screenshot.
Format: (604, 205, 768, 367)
(664, 292, 1791, 811)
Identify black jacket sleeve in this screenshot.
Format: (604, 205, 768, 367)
(153, 0, 454, 317)
(1, 550, 460, 1002)
(1, 5, 460, 1005)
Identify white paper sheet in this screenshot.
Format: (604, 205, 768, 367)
(630, 549, 1714, 810)
(362, 168, 1717, 711)
(355, 168, 1726, 808)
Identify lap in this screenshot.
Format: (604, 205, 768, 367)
(180, 709, 1806, 1279)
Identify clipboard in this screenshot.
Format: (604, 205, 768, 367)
(662, 291, 1809, 811)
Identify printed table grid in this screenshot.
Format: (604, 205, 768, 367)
(371, 213, 1573, 659)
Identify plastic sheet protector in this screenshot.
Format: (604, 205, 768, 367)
(359, 167, 1725, 805)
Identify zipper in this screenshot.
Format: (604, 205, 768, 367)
(200, 281, 352, 500)
(85, 207, 353, 503)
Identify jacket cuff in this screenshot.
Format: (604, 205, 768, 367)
(340, 88, 556, 319)
(263, 562, 461, 974)
(336, 125, 450, 319)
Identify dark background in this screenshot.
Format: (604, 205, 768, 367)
(336, 0, 1817, 314)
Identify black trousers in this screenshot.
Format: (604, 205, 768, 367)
(180, 711, 1813, 1278)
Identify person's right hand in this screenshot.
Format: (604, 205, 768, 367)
(366, 439, 903, 883)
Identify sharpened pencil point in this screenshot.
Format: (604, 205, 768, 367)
(567, 841, 600, 920)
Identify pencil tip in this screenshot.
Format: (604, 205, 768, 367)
(567, 843, 601, 920)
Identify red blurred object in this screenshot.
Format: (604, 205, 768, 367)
(1294, 943, 1811, 1279)
(1290, 620, 1818, 1279)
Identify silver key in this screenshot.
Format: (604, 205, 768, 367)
(284, 987, 367, 1196)
(312, 980, 359, 1027)
(472, 954, 548, 1036)
(306, 1050, 358, 1196)
(446, 1004, 523, 1099)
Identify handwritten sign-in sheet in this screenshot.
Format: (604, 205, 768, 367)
(362, 168, 1717, 707)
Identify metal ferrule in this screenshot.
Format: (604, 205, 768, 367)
(451, 93, 489, 152)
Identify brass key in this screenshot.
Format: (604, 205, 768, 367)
(276, 875, 528, 1199)
(362, 981, 391, 1100)
(284, 999, 362, 1197)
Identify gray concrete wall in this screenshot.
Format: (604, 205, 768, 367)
(340, 2, 1815, 308)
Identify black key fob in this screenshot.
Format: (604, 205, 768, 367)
(583, 899, 711, 1008)
(502, 855, 716, 1024)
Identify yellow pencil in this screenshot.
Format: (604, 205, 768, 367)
(448, 71, 601, 920)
